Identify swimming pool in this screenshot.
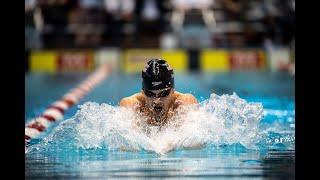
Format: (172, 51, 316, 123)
(25, 71, 295, 179)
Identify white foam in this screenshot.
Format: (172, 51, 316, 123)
(27, 93, 275, 155)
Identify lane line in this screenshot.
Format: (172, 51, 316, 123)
(25, 64, 111, 152)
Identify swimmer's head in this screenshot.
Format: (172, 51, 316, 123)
(142, 59, 174, 91)
(142, 59, 175, 116)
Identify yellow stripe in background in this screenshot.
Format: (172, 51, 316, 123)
(200, 49, 229, 71)
(30, 51, 57, 72)
(161, 50, 187, 72)
(123, 49, 187, 73)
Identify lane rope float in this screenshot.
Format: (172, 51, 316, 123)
(25, 64, 111, 152)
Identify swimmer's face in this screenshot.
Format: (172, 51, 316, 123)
(143, 88, 173, 115)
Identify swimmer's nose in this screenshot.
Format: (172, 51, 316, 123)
(153, 98, 161, 103)
(152, 99, 163, 108)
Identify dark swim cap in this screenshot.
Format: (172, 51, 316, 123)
(142, 59, 174, 90)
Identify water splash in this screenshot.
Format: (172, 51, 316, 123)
(27, 93, 294, 155)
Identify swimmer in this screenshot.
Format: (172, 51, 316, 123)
(119, 59, 199, 154)
(119, 58, 198, 127)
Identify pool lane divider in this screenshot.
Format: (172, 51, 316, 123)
(25, 64, 111, 152)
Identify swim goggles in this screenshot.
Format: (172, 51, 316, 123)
(143, 88, 172, 98)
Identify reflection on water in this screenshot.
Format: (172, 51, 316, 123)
(262, 150, 295, 179)
(26, 149, 294, 179)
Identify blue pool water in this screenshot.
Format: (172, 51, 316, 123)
(25, 71, 295, 179)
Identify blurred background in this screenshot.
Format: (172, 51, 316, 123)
(25, 0, 295, 74)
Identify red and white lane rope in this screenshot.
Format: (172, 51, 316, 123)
(25, 64, 111, 152)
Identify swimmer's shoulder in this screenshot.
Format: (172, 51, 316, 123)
(174, 91, 198, 104)
(119, 92, 145, 107)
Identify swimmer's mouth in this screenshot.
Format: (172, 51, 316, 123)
(154, 106, 163, 113)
